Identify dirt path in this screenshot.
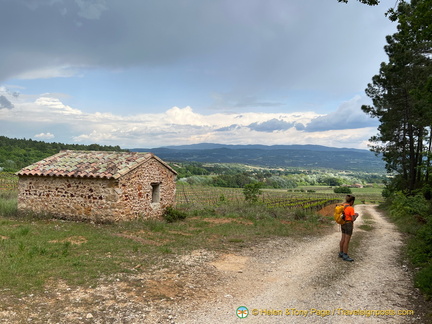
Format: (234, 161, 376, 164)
(0, 205, 429, 323)
(173, 205, 426, 323)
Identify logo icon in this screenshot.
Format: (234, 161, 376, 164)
(236, 306, 249, 318)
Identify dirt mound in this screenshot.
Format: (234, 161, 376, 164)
(318, 203, 338, 217)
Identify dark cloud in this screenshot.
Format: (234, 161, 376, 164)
(304, 96, 378, 132)
(215, 124, 241, 132)
(247, 119, 296, 132)
(214, 119, 301, 133)
(0, 96, 14, 109)
(295, 123, 306, 131)
(0, 0, 396, 99)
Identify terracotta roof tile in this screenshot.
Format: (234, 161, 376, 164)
(16, 150, 176, 179)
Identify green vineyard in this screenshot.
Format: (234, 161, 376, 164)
(1, 173, 381, 210)
(176, 183, 342, 211)
(0, 172, 17, 192)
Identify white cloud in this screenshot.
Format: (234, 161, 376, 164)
(34, 132, 55, 139)
(164, 106, 208, 126)
(35, 97, 83, 115)
(0, 93, 377, 149)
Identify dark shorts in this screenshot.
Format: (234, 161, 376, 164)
(341, 221, 353, 235)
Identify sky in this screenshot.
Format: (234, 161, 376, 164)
(0, 0, 398, 150)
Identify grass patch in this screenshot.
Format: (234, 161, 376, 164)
(358, 224, 374, 231)
(0, 193, 334, 294)
(357, 212, 374, 231)
(0, 190, 17, 217)
(0, 220, 154, 291)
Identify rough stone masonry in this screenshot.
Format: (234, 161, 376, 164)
(16, 150, 177, 222)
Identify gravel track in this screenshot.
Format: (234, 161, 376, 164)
(0, 205, 430, 323)
(174, 205, 428, 324)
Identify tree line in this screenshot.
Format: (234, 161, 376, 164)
(172, 162, 384, 189)
(352, 0, 432, 300)
(0, 136, 125, 172)
(361, 0, 432, 196)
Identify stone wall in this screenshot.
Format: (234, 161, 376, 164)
(115, 157, 177, 219)
(17, 156, 177, 222)
(17, 176, 118, 222)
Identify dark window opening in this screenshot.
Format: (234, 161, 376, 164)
(151, 183, 160, 203)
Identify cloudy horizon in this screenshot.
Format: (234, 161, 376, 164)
(0, 0, 397, 150)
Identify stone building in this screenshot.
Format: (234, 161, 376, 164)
(16, 150, 177, 222)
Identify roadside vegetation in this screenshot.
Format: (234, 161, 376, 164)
(382, 193, 432, 298)
(358, 0, 432, 300)
(0, 186, 340, 294)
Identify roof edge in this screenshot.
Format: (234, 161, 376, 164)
(113, 153, 177, 179)
(15, 150, 177, 179)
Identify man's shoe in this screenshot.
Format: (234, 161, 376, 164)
(338, 252, 345, 258)
(343, 255, 354, 262)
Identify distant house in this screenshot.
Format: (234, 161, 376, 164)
(16, 150, 177, 222)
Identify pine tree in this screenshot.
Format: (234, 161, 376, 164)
(361, 0, 432, 194)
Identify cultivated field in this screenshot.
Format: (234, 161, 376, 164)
(1, 172, 384, 208)
(176, 183, 383, 209)
(0, 172, 16, 192)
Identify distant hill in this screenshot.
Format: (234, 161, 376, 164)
(131, 143, 385, 172)
(0, 135, 385, 173)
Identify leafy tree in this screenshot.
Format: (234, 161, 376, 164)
(361, 0, 432, 194)
(182, 176, 211, 186)
(321, 176, 343, 187)
(334, 186, 353, 194)
(0, 136, 126, 172)
(243, 182, 263, 203)
(211, 173, 254, 188)
(171, 162, 210, 178)
(266, 176, 298, 189)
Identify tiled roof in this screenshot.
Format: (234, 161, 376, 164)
(16, 150, 176, 179)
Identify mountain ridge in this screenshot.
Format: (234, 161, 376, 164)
(130, 143, 384, 172)
(155, 143, 367, 152)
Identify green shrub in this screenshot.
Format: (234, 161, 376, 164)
(292, 208, 308, 220)
(415, 264, 432, 298)
(389, 192, 430, 222)
(387, 192, 432, 298)
(162, 206, 187, 223)
(243, 182, 263, 203)
(333, 186, 352, 194)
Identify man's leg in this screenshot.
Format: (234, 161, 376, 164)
(342, 233, 351, 254)
(339, 233, 345, 257)
(342, 233, 354, 262)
